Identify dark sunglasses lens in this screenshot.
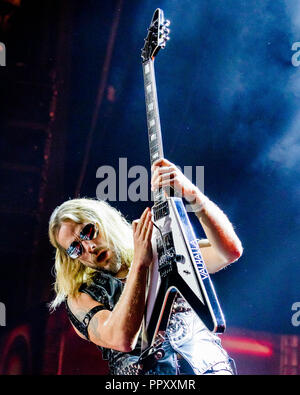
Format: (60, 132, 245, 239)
(67, 241, 82, 259)
(80, 223, 97, 240)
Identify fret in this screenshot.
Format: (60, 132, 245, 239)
(146, 84, 152, 93)
(145, 94, 154, 106)
(150, 144, 159, 155)
(144, 73, 151, 86)
(147, 114, 155, 124)
(144, 62, 150, 74)
(147, 102, 154, 111)
(148, 118, 155, 128)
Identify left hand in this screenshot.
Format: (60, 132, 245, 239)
(151, 158, 198, 202)
(132, 207, 154, 269)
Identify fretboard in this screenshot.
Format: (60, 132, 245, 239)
(142, 58, 165, 204)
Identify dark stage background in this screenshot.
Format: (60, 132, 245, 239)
(0, 0, 299, 375)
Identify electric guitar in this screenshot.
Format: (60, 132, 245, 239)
(139, 9, 226, 364)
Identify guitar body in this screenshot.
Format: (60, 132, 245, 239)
(139, 8, 226, 363)
(142, 197, 226, 352)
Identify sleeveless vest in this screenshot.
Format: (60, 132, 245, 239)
(65, 270, 234, 375)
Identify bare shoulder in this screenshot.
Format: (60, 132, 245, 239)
(66, 292, 108, 342)
(67, 292, 103, 321)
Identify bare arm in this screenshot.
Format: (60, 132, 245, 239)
(191, 190, 243, 272)
(68, 207, 153, 352)
(151, 158, 243, 273)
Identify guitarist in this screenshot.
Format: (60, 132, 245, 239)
(48, 158, 243, 375)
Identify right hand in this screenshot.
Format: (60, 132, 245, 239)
(132, 207, 153, 269)
(151, 158, 199, 203)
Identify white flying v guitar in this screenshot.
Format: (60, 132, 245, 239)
(138, 9, 226, 368)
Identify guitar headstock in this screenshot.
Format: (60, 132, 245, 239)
(141, 8, 170, 63)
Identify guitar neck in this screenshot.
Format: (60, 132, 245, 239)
(142, 59, 165, 204)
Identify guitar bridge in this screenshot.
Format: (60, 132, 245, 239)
(158, 252, 175, 277)
(156, 231, 176, 277)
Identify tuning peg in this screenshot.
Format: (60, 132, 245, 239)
(159, 31, 169, 39)
(160, 20, 170, 30)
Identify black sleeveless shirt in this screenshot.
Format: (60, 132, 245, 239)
(64, 270, 141, 361)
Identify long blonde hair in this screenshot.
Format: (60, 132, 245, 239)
(48, 198, 134, 310)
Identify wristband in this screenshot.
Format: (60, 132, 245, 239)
(192, 196, 209, 215)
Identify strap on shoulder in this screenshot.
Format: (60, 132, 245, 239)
(65, 299, 106, 341)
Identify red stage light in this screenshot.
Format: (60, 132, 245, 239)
(222, 336, 273, 357)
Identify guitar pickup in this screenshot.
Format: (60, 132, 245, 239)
(156, 232, 175, 255)
(158, 253, 174, 277)
(153, 201, 169, 221)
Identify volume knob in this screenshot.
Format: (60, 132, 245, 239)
(176, 254, 185, 264)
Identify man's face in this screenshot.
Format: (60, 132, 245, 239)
(56, 220, 121, 273)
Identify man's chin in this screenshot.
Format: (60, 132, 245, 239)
(102, 259, 121, 274)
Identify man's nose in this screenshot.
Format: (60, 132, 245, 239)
(82, 240, 97, 254)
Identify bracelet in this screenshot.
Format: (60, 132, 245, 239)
(192, 197, 209, 215)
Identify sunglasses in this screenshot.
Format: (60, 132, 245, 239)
(66, 223, 99, 259)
